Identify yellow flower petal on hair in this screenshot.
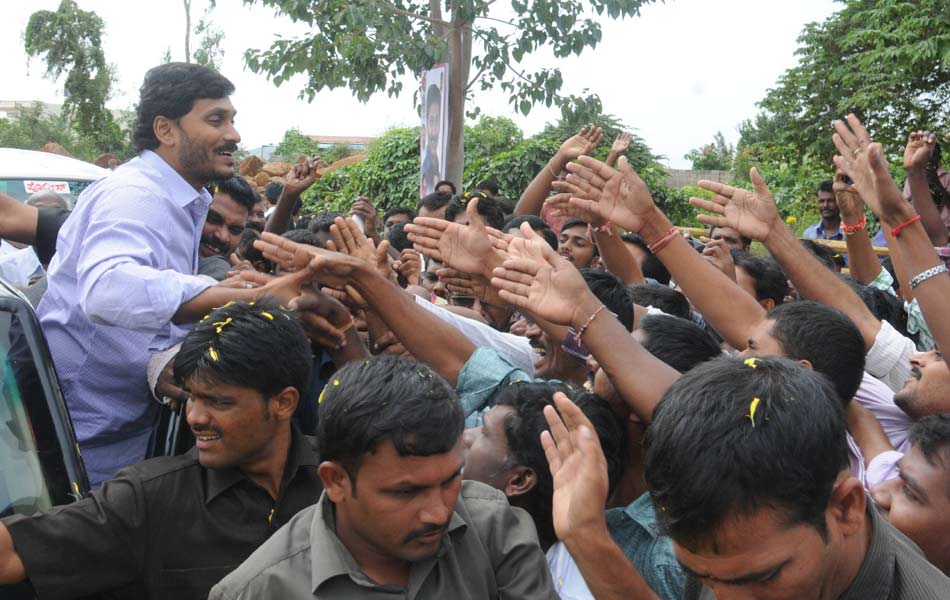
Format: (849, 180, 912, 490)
(261, 312, 274, 320)
(747, 397, 761, 427)
(223, 301, 236, 308)
(318, 387, 327, 404)
(743, 357, 759, 369)
(208, 347, 219, 362)
(333, 380, 340, 386)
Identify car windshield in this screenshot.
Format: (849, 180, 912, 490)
(0, 178, 92, 207)
(0, 309, 56, 517)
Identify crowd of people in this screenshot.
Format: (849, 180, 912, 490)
(0, 60, 949, 599)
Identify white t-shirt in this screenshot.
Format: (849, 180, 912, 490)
(547, 541, 594, 599)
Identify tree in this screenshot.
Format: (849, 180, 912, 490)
(184, 0, 192, 63)
(25, 0, 125, 153)
(240, 0, 655, 190)
(193, 13, 225, 70)
(684, 131, 734, 171)
(744, 0, 950, 166)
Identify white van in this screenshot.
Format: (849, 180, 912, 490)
(0, 148, 109, 207)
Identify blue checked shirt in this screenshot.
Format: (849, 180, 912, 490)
(37, 150, 215, 485)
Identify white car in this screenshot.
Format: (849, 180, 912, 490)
(0, 148, 110, 207)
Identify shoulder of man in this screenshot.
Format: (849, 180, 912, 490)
(454, 480, 538, 546)
(209, 503, 318, 600)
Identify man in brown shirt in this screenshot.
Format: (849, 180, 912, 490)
(0, 300, 325, 599)
(211, 355, 557, 599)
(541, 357, 950, 600)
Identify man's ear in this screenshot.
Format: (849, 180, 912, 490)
(798, 358, 814, 370)
(269, 386, 299, 421)
(504, 466, 538, 498)
(153, 115, 178, 148)
(826, 472, 866, 538)
(759, 298, 776, 312)
(318, 462, 353, 503)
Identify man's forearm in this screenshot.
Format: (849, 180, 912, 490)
(639, 210, 763, 351)
(264, 191, 300, 235)
(906, 170, 948, 246)
(514, 154, 565, 217)
(351, 267, 475, 385)
(763, 224, 880, 349)
(0, 523, 26, 584)
(596, 227, 646, 285)
(172, 286, 257, 324)
(840, 215, 881, 285)
(563, 522, 660, 600)
(571, 292, 678, 422)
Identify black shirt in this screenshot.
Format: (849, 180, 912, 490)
(34, 207, 71, 266)
(3, 426, 322, 600)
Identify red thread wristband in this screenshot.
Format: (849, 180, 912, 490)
(890, 214, 921, 237)
(841, 214, 866, 235)
(577, 304, 607, 339)
(648, 227, 679, 254)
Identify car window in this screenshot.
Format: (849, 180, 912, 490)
(0, 303, 83, 518)
(0, 179, 90, 207)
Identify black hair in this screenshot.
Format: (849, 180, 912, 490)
(444, 192, 506, 230)
(318, 355, 463, 491)
(843, 276, 914, 343)
(133, 63, 235, 153)
(581, 269, 633, 331)
(561, 218, 600, 259)
(493, 195, 516, 216)
(387, 221, 413, 252)
(710, 226, 752, 250)
(494, 382, 623, 548)
(435, 180, 457, 195)
(236, 229, 272, 272)
(418, 190, 453, 213)
(282, 228, 324, 248)
(732, 250, 789, 307)
(383, 205, 416, 224)
(638, 314, 722, 373)
(503, 215, 559, 250)
(627, 284, 691, 320)
(645, 356, 849, 548)
(264, 182, 284, 202)
(910, 414, 950, 467)
(766, 301, 865, 404)
(817, 179, 834, 195)
(307, 211, 345, 235)
(621, 233, 672, 285)
(244, 220, 264, 233)
(800, 239, 846, 271)
(211, 176, 258, 212)
(173, 299, 312, 399)
(476, 180, 500, 196)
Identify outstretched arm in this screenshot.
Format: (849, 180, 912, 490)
(514, 127, 603, 217)
(693, 167, 882, 351)
(834, 115, 950, 369)
(902, 131, 948, 247)
(265, 157, 321, 235)
(491, 225, 678, 421)
(541, 393, 660, 600)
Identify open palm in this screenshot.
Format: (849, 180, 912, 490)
(692, 168, 780, 243)
(565, 156, 657, 233)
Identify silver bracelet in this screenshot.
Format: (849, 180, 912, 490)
(909, 264, 949, 289)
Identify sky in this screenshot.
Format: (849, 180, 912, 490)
(1, 0, 842, 168)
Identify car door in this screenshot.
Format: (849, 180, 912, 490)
(0, 279, 89, 598)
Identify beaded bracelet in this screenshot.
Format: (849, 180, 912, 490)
(842, 214, 866, 235)
(577, 304, 608, 339)
(909, 264, 949, 289)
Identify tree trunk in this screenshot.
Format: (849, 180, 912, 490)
(443, 5, 469, 189)
(184, 0, 192, 63)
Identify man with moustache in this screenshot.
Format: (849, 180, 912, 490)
(37, 62, 247, 485)
(197, 177, 257, 281)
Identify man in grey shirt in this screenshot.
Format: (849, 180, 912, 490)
(540, 356, 950, 600)
(211, 355, 557, 599)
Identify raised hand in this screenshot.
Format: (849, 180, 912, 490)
(832, 114, 914, 226)
(690, 168, 782, 244)
(394, 248, 423, 287)
(610, 132, 632, 155)
(329, 216, 393, 281)
(349, 196, 380, 239)
(547, 178, 607, 227)
(290, 287, 355, 349)
(282, 156, 322, 198)
(490, 224, 591, 327)
(405, 198, 507, 278)
(541, 392, 610, 545)
(832, 167, 866, 224)
(700, 237, 737, 282)
(558, 126, 604, 162)
(903, 130, 937, 172)
(254, 232, 320, 272)
(558, 155, 658, 233)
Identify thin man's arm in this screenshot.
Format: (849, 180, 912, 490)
(905, 169, 949, 246)
(847, 403, 895, 466)
(514, 158, 562, 217)
(263, 189, 299, 235)
(0, 523, 26, 584)
(595, 226, 646, 285)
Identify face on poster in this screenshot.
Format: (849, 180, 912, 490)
(420, 64, 448, 198)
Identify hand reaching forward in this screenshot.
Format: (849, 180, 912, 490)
(832, 114, 915, 227)
(328, 216, 393, 282)
(290, 287, 355, 349)
(832, 167, 866, 223)
(254, 232, 363, 290)
(405, 198, 507, 279)
(558, 126, 604, 162)
(559, 156, 658, 233)
(701, 237, 737, 282)
(610, 132, 632, 155)
(691, 168, 782, 244)
(254, 232, 319, 272)
(490, 224, 592, 327)
(903, 130, 937, 171)
(541, 392, 610, 545)
(282, 156, 322, 198)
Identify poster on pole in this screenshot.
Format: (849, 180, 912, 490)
(420, 64, 448, 198)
